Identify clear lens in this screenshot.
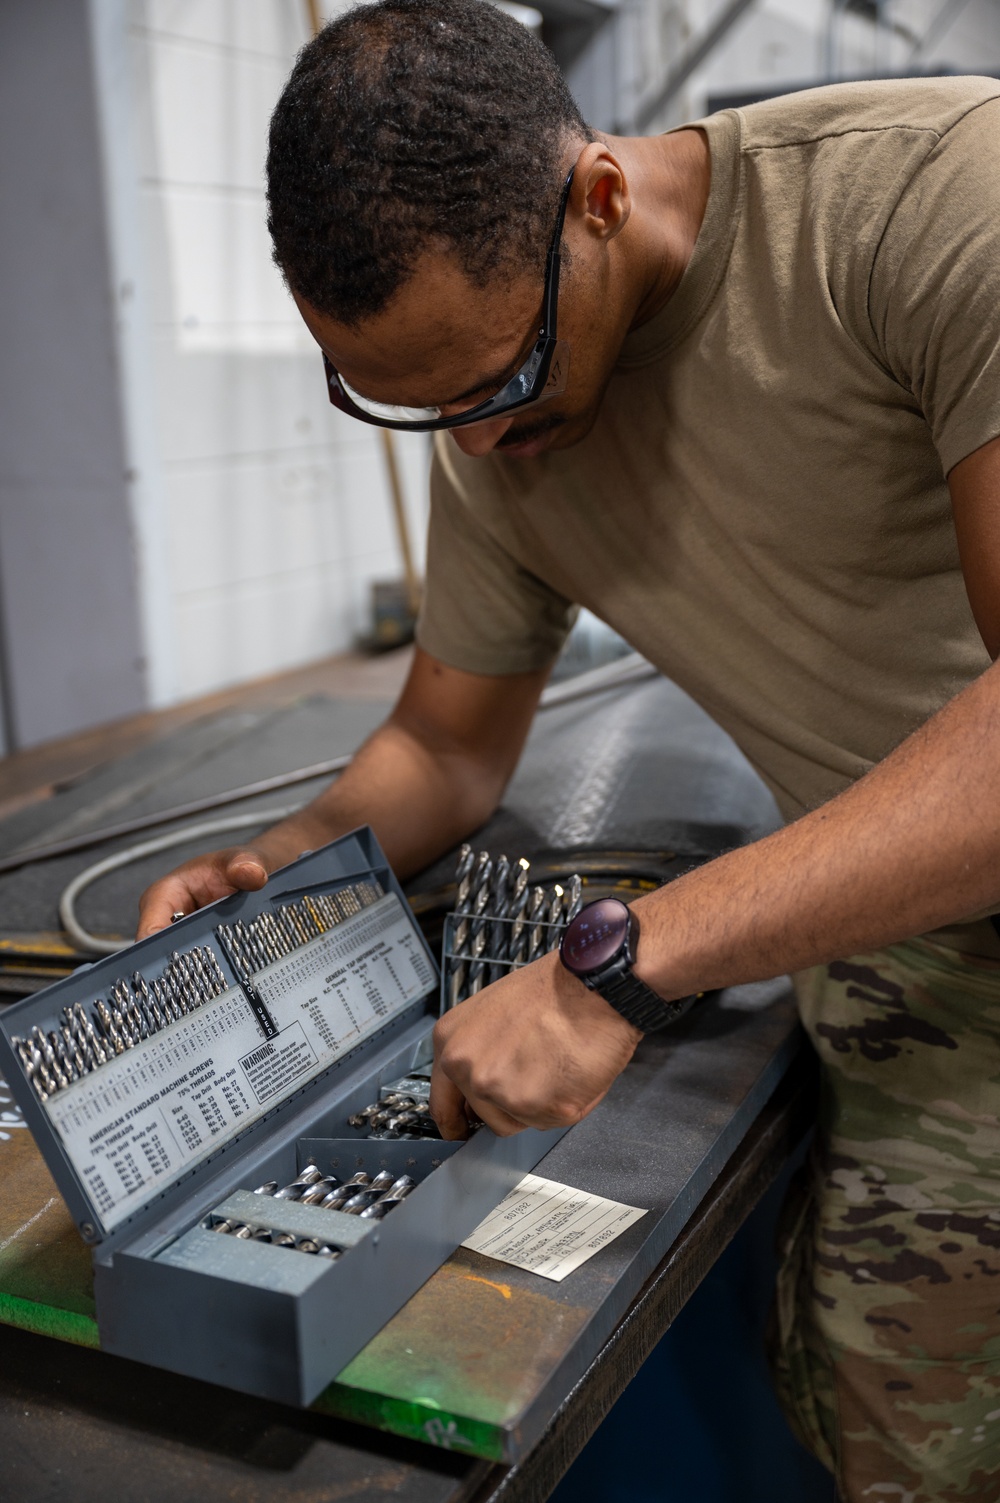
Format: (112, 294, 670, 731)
(338, 375, 442, 426)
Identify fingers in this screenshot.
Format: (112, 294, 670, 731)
(432, 1012, 533, 1140)
(462, 1094, 530, 1138)
(136, 876, 201, 940)
(429, 1056, 470, 1140)
(223, 850, 269, 889)
(136, 846, 272, 940)
(429, 1060, 529, 1140)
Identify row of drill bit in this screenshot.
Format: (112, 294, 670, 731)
(247, 1163, 414, 1233)
(444, 846, 584, 1009)
(13, 945, 231, 1105)
(348, 1085, 439, 1140)
(215, 879, 385, 985)
(209, 1219, 344, 1259)
(207, 1168, 417, 1258)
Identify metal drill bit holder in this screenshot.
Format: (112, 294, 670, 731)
(441, 913, 568, 1012)
(439, 845, 582, 1013)
(0, 827, 566, 1407)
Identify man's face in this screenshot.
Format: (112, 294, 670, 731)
(293, 236, 623, 459)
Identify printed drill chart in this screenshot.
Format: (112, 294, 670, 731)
(48, 895, 431, 1231)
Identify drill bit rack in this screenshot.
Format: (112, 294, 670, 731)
(12, 942, 232, 1104)
(441, 844, 584, 1010)
(0, 828, 566, 1407)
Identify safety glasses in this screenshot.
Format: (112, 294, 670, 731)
(322, 169, 574, 433)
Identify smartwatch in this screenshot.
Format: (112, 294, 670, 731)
(558, 897, 698, 1033)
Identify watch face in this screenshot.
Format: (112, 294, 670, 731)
(560, 899, 630, 977)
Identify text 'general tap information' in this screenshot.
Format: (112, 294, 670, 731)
(48, 893, 433, 1232)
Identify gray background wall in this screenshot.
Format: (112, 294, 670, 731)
(3, 0, 1000, 753)
(0, 0, 146, 752)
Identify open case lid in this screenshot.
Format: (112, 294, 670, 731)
(0, 828, 438, 1248)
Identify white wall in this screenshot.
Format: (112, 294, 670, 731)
(103, 0, 429, 705)
(86, 0, 1000, 713)
(0, 0, 148, 751)
(619, 0, 1000, 133)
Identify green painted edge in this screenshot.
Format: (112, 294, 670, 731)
(0, 1294, 505, 1458)
(312, 1381, 506, 1460)
(0, 1291, 99, 1350)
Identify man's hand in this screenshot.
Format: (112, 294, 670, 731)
(137, 845, 275, 938)
(430, 951, 642, 1139)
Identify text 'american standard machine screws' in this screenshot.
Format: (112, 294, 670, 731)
(11, 878, 385, 1106)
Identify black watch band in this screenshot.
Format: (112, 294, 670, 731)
(597, 967, 697, 1032)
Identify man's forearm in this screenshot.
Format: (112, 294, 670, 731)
(636, 658, 1000, 998)
(248, 717, 502, 880)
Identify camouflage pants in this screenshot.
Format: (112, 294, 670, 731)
(769, 938, 1000, 1502)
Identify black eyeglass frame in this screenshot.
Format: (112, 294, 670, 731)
(322, 168, 575, 433)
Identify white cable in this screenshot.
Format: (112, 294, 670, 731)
(58, 807, 300, 956)
(57, 652, 658, 957)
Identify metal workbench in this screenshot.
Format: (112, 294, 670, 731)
(0, 671, 814, 1497)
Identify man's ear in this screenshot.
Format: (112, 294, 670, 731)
(570, 142, 630, 242)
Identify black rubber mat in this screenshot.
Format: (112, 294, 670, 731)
(0, 677, 779, 940)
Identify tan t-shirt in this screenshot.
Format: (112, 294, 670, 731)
(418, 78, 1000, 933)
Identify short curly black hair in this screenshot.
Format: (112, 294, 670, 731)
(266, 0, 592, 325)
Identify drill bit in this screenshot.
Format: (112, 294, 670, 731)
(450, 854, 490, 1006)
(465, 922, 489, 997)
(447, 844, 476, 1007)
(462, 862, 493, 997)
(324, 891, 346, 923)
(284, 903, 312, 946)
(545, 883, 565, 952)
(341, 1171, 373, 1190)
(503, 857, 530, 954)
(526, 886, 549, 964)
(302, 895, 328, 936)
(280, 1165, 325, 1195)
(341, 1191, 380, 1215)
(299, 1177, 341, 1205)
(471, 851, 492, 916)
(454, 844, 475, 911)
(74, 1002, 108, 1066)
(488, 854, 512, 983)
(130, 974, 156, 1036)
(59, 1025, 85, 1080)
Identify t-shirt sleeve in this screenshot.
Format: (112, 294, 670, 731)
(869, 97, 1000, 476)
(415, 437, 577, 676)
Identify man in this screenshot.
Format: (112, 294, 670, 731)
(138, 2, 1000, 1496)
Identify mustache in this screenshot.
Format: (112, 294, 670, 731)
(495, 412, 568, 450)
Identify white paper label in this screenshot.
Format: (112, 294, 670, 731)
(47, 894, 431, 1232)
(462, 1172, 647, 1282)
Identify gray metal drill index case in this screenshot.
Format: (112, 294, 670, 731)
(0, 828, 565, 1405)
